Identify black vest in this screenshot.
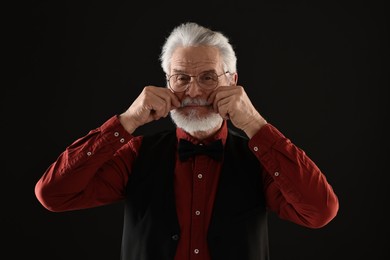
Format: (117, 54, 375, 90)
(121, 129, 270, 260)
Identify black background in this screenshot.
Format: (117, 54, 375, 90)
(3, 0, 388, 259)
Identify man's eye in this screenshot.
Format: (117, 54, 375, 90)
(177, 75, 189, 81)
(201, 73, 216, 81)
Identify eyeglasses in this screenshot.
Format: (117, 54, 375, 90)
(167, 71, 229, 93)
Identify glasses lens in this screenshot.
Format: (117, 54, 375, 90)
(198, 72, 218, 89)
(169, 74, 190, 92)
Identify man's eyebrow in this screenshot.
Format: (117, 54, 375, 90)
(171, 69, 186, 74)
(171, 69, 216, 74)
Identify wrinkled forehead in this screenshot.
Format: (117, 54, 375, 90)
(170, 46, 222, 73)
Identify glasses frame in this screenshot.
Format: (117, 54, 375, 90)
(166, 71, 230, 93)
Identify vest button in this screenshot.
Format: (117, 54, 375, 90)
(171, 234, 180, 241)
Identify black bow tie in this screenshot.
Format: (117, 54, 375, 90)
(178, 139, 224, 161)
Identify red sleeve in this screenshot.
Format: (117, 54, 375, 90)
(34, 115, 143, 212)
(248, 124, 339, 228)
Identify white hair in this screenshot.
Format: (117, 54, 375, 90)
(169, 97, 223, 133)
(159, 22, 237, 75)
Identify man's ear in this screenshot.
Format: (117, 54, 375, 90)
(231, 73, 238, 86)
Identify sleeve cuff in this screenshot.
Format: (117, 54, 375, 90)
(248, 124, 286, 156)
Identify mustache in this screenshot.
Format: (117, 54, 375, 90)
(180, 98, 211, 108)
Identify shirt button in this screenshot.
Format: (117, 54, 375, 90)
(198, 174, 203, 179)
(86, 151, 92, 156)
(253, 146, 259, 151)
(195, 210, 201, 216)
(274, 171, 280, 177)
(120, 138, 125, 143)
(171, 234, 180, 241)
(114, 132, 119, 137)
(194, 249, 199, 254)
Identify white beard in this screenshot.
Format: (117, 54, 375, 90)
(170, 97, 223, 133)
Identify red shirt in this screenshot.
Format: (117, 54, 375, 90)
(35, 115, 339, 260)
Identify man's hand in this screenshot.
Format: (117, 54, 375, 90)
(208, 85, 267, 138)
(119, 86, 181, 134)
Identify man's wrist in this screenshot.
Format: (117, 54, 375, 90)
(244, 117, 268, 139)
(118, 113, 137, 134)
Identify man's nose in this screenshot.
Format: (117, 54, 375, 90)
(185, 78, 203, 97)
